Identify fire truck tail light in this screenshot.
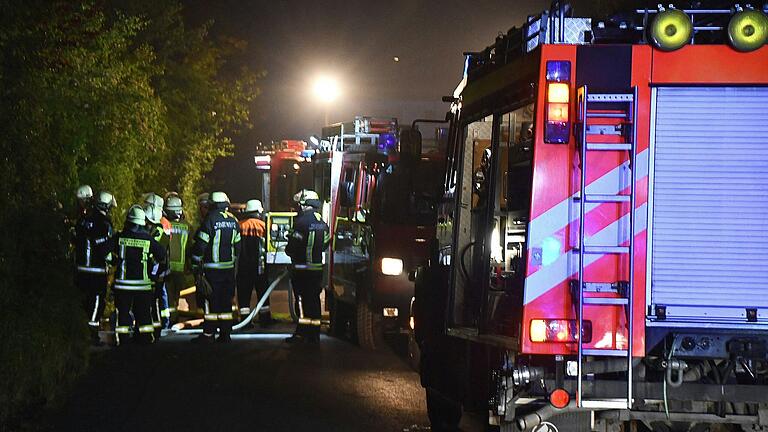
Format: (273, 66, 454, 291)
(530, 319, 592, 343)
(381, 257, 404, 276)
(550, 388, 571, 409)
(547, 103, 569, 122)
(544, 61, 571, 144)
(547, 83, 570, 104)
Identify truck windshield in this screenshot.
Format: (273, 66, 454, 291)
(375, 156, 443, 226)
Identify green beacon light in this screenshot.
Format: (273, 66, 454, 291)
(649, 9, 693, 51)
(728, 9, 768, 52)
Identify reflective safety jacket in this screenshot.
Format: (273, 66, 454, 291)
(149, 223, 171, 280)
(286, 210, 330, 271)
(168, 220, 190, 273)
(238, 216, 266, 275)
(107, 224, 166, 291)
(74, 210, 113, 274)
(191, 209, 241, 270)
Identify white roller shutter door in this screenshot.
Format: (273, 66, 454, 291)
(649, 86, 768, 326)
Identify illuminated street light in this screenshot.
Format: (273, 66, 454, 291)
(312, 76, 340, 104)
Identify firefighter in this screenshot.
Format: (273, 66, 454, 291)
(108, 205, 167, 346)
(190, 191, 241, 343)
(76, 184, 93, 217)
(164, 194, 189, 325)
(284, 189, 330, 344)
(237, 199, 272, 326)
(197, 192, 210, 219)
(143, 194, 171, 337)
(73, 191, 115, 345)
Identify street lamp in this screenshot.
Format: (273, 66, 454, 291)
(312, 75, 340, 125)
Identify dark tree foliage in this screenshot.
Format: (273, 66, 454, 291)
(0, 0, 259, 426)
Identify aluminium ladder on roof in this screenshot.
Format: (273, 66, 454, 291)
(574, 85, 638, 410)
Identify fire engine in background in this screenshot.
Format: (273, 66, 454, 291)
(415, 2, 768, 431)
(315, 116, 447, 349)
(253, 140, 315, 265)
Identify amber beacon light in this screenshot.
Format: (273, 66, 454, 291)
(649, 8, 693, 51)
(728, 9, 768, 52)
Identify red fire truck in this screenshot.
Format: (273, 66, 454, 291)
(415, 2, 768, 431)
(317, 116, 446, 349)
(253, 140, 315, 264)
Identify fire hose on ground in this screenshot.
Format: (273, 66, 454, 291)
(174, 270, 289, 335)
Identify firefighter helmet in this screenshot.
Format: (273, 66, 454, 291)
(142, 192, 164, 209)
(244, 199, 264, 214)
(165, 195, 183, 212)
(76, 185, 93, 202)
(127, 205, 146, 226)
(293, 189, 319, 205)
(197, 192, 210, 206)
(94, 191, 116, 213)
(210, 191, 230, 205)
(143, 203, 163, 225)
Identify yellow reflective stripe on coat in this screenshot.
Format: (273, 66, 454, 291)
(218, 312, 234, 320)
(138, 325, 155, 333)
(115, 326, 131, 334)
(204, 314, 218, 321)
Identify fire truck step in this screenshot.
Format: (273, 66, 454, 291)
(583, 297, 628, 306)
(582, 348, 629, 357)
(586, 94, 634, 103)
(585, 143, 632, 151)
(575, 194, 630, 203)
(585, 112, 629, 119)
(579, 245, 629, 255)
(580, 399, 630, 409)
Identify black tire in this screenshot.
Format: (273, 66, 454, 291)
(328, 291, 347, 337)
(355, 299, 384, 350)
(287, 278, 298, 323)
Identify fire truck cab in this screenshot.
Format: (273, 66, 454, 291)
(318, 116, 445, 349)
(416, 2, 768, 431)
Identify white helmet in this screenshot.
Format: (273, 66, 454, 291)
(76, 185, 93, 201)
(293, 189, 319, 205)
(210, 191, 230, 205)
(142, 192, 164, 209)
(165, 195, 183, 212)
(127, 205, 146, 226)
(143, 203, 162, 225)
(197, 192, 210, 206)
(94, 191, 116, 212)
(244, 199, 264, 214)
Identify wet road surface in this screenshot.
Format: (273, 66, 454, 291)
(47, 326, 429, 432)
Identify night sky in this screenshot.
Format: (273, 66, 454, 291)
(185, 0, 550, 200)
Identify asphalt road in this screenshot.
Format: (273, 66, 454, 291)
(45, 326, 429, 432)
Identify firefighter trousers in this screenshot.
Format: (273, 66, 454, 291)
(291, 270, 323, 339)
(202, 268, 235, 336)
(76, 272, 107, 340)
(164, 271, 186, 321)
(236, 269, 271, 323)
(114, 288, 154, 345)
(150, 281, 170, 334)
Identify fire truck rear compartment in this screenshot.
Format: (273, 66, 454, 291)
(647, 86, 768, 329)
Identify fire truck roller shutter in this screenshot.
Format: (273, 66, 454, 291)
(649, 86, 768, 326)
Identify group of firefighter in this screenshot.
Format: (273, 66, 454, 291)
(72, 184, 329, 346)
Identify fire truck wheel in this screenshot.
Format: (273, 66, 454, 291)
(406, 325, 421, 371)
(328, 292, 348, 338)
(355, 299, 384, 350)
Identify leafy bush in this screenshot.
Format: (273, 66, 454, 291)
(0, 0, 259, 426)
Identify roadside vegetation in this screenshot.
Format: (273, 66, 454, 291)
(0, 0, 260, 426)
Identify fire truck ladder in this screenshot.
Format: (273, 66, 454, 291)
(574, 85, 638, 410)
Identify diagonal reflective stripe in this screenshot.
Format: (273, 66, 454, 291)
(198, 231, 210, 242)
(524, 203, 648, 305)
(528, 149, 648, 248)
